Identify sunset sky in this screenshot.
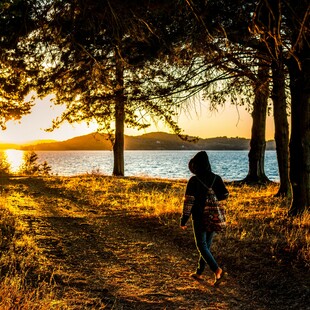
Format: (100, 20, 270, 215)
(0, 95, 275, 144)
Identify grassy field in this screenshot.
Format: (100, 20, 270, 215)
(0, 175, 309, 309)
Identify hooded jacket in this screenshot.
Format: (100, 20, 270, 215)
(180, 151, 229, 227)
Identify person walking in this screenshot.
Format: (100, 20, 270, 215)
(180, 151, 229, 285)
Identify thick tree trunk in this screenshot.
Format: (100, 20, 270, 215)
(271, 58, 291, 197)
(287, 48, 310, 216)
(243, 64, 270, 184)
(113, 53, 125, 176)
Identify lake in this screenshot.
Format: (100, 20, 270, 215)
(1, 150, 279, 182)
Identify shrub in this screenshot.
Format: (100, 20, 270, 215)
(19, 151, 51, 176)
(0, 156, 11, 177)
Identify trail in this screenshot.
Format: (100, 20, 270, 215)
(5, 177, 309, 309)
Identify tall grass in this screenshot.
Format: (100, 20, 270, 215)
(226, 184, 309, 266)
(0, 175, 308, 308)
(0, 197, 61, 309)
(60, 175, 309, 267)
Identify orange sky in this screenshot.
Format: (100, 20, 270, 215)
(0, 96, 275, 144)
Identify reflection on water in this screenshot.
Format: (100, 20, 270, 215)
(1, 150, 25, 173)
(0, 150, 279, 181)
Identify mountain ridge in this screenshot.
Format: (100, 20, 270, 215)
(17, 131, 276, 151)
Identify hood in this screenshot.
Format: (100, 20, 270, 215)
(188, 151, 212, 175)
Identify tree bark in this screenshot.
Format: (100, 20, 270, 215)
(271, 57, 291, 196)
(113, 51, 125, 176)
(243, 63, 270, 184)
(287, 47, 310, 215)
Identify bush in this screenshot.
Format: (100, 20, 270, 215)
(0, 156, 11, 177)
(19, 151, 51, 176)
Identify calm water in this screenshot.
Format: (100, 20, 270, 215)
(1, 150, 279, 181)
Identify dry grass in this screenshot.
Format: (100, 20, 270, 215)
(0, 197, 61, 309)
(227, 184, 309, 265)
(0, 175, 309, 309)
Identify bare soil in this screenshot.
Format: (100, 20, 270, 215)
(3, 176, 309, 309)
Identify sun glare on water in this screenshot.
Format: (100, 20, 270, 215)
(4, 150, 25, 173)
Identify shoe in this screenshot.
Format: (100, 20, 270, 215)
(190, 273, 203, 280)
(213, 271, 226, 286)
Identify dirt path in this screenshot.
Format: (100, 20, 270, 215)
(5, 177, 309, 309)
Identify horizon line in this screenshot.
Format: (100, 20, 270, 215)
(0, 130, 270, 146)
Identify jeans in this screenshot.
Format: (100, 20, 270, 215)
(193, 221, 218, 274)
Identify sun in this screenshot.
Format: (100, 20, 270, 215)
(3, 149, 25, 173)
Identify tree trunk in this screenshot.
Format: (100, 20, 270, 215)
(243, 63, 270, 184)
(271, 58, 291, 197)
(287, 47, 310, 216)
(112, 52, 125, 176)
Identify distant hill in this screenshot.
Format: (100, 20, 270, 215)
(20, 132, 276, 151)
(23, 139, 57, 145)
(0, 143, 20, 150)
(22, 133, 112, 151)
(0, 139, 57, 150)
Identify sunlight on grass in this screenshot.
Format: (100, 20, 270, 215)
(55, 175, 309, 268)
(222, 183, 309, 268)
(0, 175, 309, 308)
(0, 197, 62, 309)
